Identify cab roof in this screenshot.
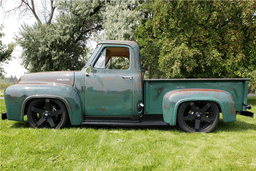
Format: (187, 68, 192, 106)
(99, 40, 138, 48)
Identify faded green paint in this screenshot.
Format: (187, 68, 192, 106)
(4, 83, 83, 125)
(83, 43, 142, 117)
(162, 89, 236, 126)
(144, 79, 249, 115)
(243, 81, 249, 111)
(3, 40, 252, 127)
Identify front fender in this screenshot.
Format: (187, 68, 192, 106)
(162, 89, 236, 126)
(4, 83, 83, 125)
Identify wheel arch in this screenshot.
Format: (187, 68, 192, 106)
(21, 95, 82, 125)
(162, 89, 236, 126)
(174, 99, 223, 123)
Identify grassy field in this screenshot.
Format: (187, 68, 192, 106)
(0, 97, 256, 170)
(0, 89, 4, 97)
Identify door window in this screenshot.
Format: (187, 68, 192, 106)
(94, 47, 130, 70)
(94, 48, 106, 69)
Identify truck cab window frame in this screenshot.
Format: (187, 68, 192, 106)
(93, 46, 130, 70)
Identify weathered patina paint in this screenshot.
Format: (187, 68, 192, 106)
(84, 44, 134, 117)
(4, 72, 83, 125)
(162, 89, 236, 126)
(17, 71, 74, 85)
(84, 68, 134, 116)
(2, 40, 252, 129)
(144, 79, 250, 116)
(132, 43, 143, 117)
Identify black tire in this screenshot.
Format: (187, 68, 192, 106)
(177, 101, 219, 133)
(27, 99, 68, 129)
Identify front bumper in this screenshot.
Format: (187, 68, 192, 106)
(2, 112, 7, 120)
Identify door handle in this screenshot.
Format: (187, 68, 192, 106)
(122, 76, 133, 80)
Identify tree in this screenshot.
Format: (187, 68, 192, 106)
(95, 0, 159, 78)
(0, 25, 15, 78)
(136, 0, 256, 79)
(248, 70, 256, 93)
(97, 0, 165, 78)
(100, 0, 143, 41)
(3, 0, 57, 24)
(16, 0, 104, 72)
(134, 0, 163, 78)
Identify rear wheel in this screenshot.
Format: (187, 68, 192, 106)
(27, 99, 68, 129)
(177, 101, 219, 133)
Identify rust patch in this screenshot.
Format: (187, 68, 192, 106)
(100, 108, 106, 111)
(213, 93, 221, 100)
(135, 53, 139, 69)
(118, 82, 124, 85)
(229, 87, 238, 97)
(106, 76, 115, 81)
(101, 84, 105, 91)
(97, 76, 106, 91)
(232, 104, 236, 114)
(158, 87, 165, 95)
(137, 73, 142, 90)
(164, 104, 167, 109)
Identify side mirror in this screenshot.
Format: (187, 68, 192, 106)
(85, 66, 92, 76)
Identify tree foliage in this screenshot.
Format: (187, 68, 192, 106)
(135, 0, 256, 79)
(101, 0, 143, 41)
(17, 0, 144, 72)
(0, 25, 15, 78)
(134, 1, 163, 78)
(98, 0, 158, 78)
(17, 0, 103, 72)
(7, 0, 256, 86)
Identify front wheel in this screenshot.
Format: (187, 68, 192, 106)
(27, 99, 68, 129)
(177, 101, 219, 133)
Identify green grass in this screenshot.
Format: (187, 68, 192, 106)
(1, 97, 256, 170)
(0, 89, 4, 97)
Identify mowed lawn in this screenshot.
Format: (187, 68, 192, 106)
(0, 89, 4, 97)
(0, 97, 256, 170)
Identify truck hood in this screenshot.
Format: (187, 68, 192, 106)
(17, 71, 74, 86)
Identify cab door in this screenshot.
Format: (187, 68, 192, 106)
(84, 45, 134, 117)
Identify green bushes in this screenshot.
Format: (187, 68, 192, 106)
(0, 82, 13, 90)
(0, 82, 13, 96)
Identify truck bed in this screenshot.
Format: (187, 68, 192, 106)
(143, 78, 250, 114)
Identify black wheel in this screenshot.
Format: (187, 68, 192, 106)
(27, 99, 68, 129)
(177, 101, 219, 133)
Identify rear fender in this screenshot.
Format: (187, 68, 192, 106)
(162, 89, 236, 126)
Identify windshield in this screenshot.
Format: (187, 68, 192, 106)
(84, 45, 101, 68)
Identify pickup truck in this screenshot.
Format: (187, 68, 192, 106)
(2, 40, 254, 132)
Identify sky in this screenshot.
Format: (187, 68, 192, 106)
(0, 1, 97, 79)
(0, 1, 33, 78)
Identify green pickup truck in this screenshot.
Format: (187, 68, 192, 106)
(2, 40, 254, 132)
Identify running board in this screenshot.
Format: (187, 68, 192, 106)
(82, 120, 169, 126)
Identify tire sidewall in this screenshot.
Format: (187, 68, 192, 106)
(177, 101, 219, 133)
(27, 99, 68, 129)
